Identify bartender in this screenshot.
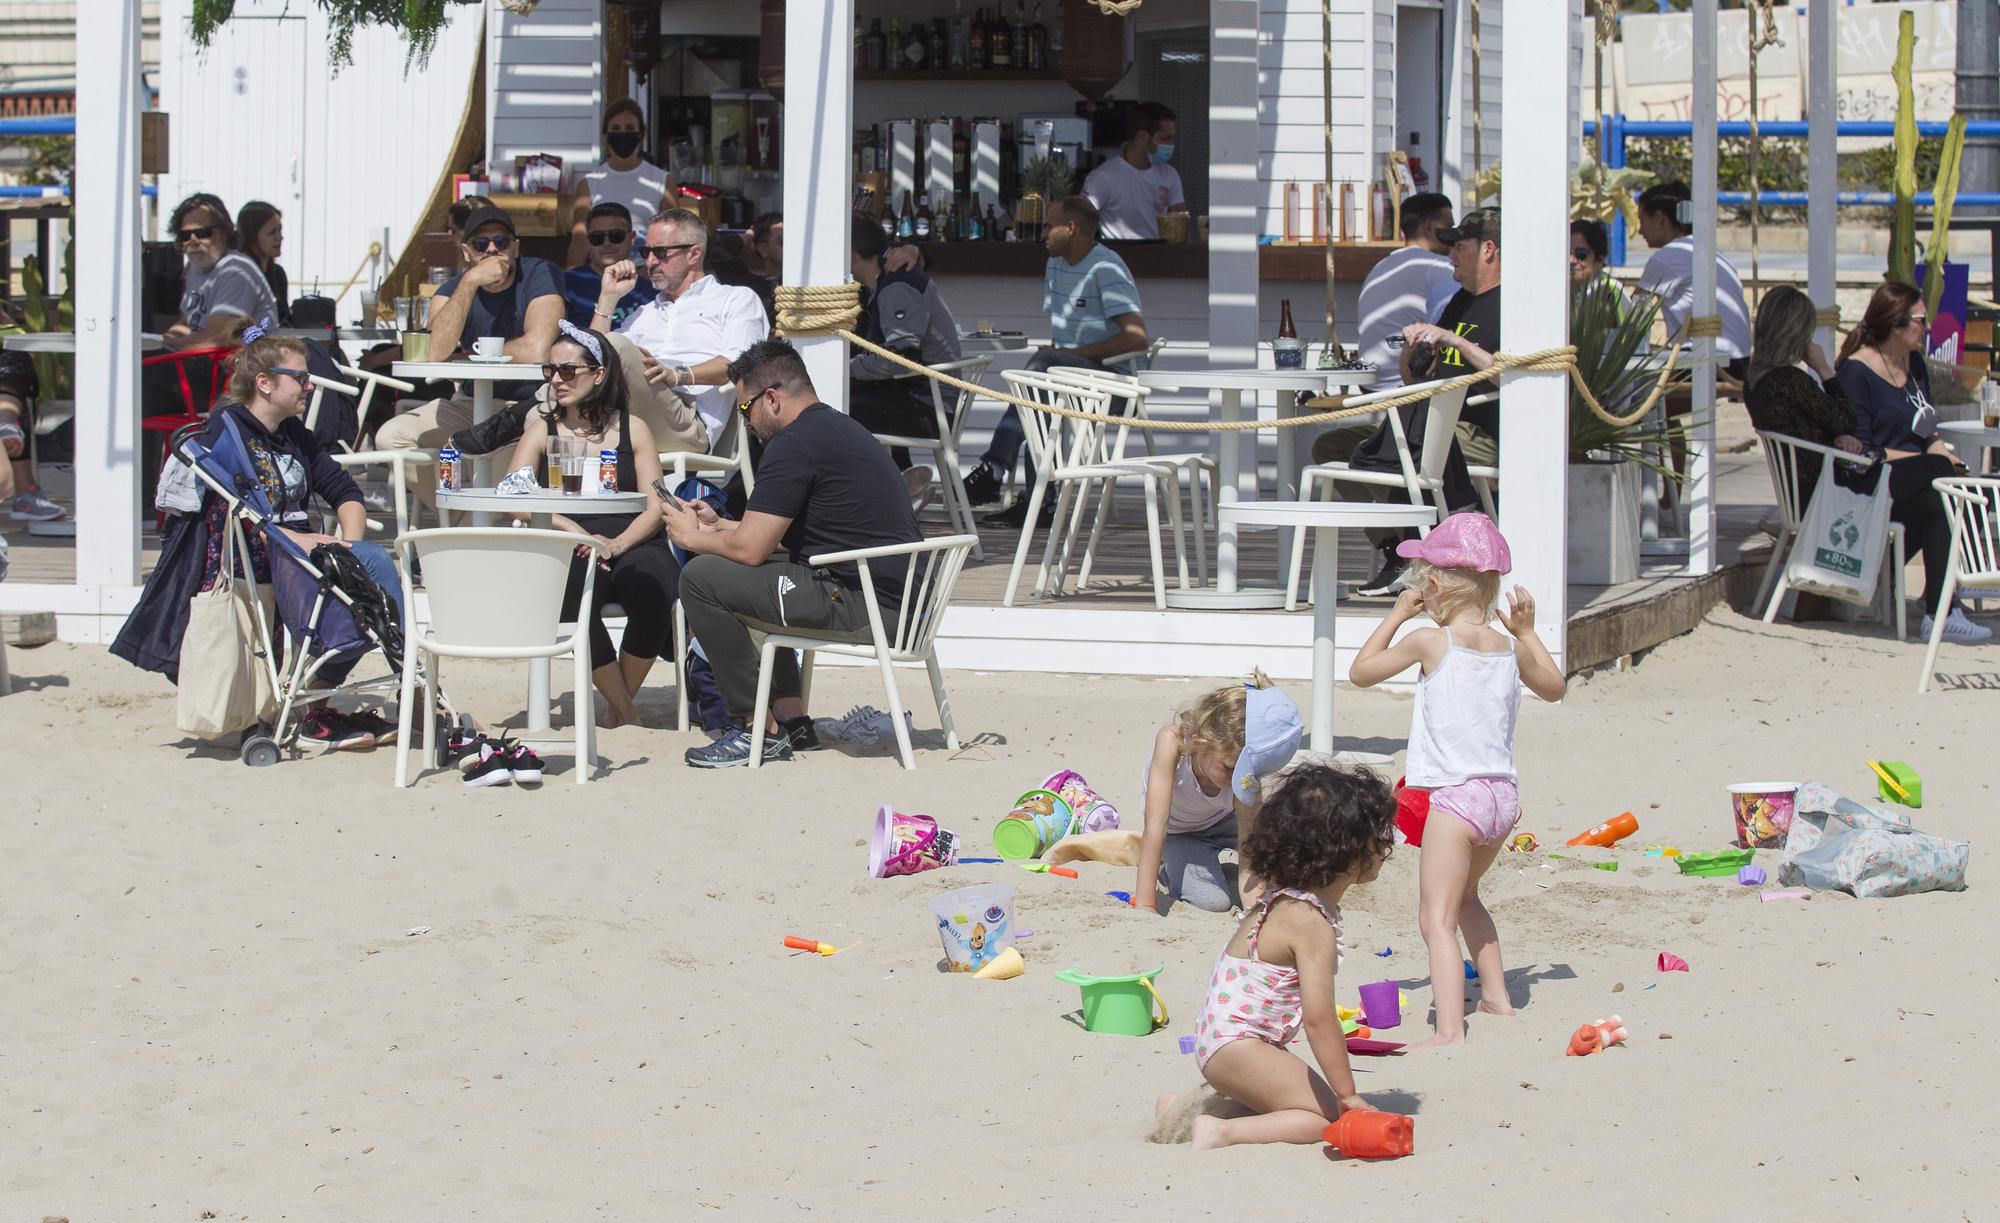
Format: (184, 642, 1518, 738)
(1081, 101, 1187, 241)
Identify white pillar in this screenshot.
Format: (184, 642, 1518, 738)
(1209, 0, 1261, 565)
(1497, 0, 1575, 670)
(1438, 0, 1469, 209)
(74, 0, 146, 590)
(1807, 0, 1837, 353)
(1687, 0, 1719, 576)
(781, 0, 853, 410)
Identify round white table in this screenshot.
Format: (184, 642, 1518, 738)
(278, 326, 399, 345)
(435, 487, 651, 738)
(959, 332, 1030, 354)
(0, 331, 164, 353)
(1939, 420, 2000, 472)
(1138, 366, 1379, 609)
(1218, 500, 1436, 753)
(392, 358, 542, 518)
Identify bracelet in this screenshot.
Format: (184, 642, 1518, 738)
(593, 307, 611, 318)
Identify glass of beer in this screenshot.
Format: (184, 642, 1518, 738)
(560, 438, 586, 495)
(546, 434, 568, 490)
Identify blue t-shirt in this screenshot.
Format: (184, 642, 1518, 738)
(1043, 244, 1142, 349)
(438, 255, 564, 345)
(563, 264, 654, 331)
(1830, 355, 1938, 454)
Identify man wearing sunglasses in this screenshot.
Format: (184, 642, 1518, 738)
(563, 201, 653, 331)
(162, 192, 278, 353)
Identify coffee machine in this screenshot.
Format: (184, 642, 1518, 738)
(1017, 113, 1090, 177)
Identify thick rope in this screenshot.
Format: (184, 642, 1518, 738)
(1815, 306, 1842, 329)
(772, 283, 863, 336)
(1086, 0, 1145, 12)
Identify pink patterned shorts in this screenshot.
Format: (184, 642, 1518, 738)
(1427, 777, 1521, 847)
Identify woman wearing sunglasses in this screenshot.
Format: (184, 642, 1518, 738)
(503, 321, 679, 727)
(568, 98, 670, 268)
(1830, 280, 1991, 645)
(162, 192, 278, 352)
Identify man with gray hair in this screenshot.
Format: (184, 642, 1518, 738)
(595, 208, 770, 445)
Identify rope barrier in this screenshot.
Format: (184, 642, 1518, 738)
(1685, 315, 1724, 339)
(1815, 306, 1842, 329)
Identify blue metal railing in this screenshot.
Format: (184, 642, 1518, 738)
(0, 114, 156, 197)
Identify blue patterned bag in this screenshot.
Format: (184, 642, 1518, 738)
(1778, 782, 1969, 898)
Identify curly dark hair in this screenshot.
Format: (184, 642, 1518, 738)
(1240, 762, 1396, 892)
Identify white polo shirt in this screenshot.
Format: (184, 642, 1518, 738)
(616, 273, 770, 445)
(1638, 235, 1750, 360)
(1082, 156, 1185, 241)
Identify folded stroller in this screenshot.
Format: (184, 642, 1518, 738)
(175, 415, 462, 767)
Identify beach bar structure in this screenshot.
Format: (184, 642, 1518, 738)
(14, 0, 1827, 685)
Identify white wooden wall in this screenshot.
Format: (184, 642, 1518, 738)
(486, 0, 604, 171)
(1259, 0, 1391, 233)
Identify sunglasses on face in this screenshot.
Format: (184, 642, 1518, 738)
(467, 233, 514, 253)
(1570, 248, 1595, 262)
(587, 228, 630, 246)
(177, 225, 218, 244)
(542, 361, 599, 383)
(1895, 312, 1929, 329)
(635, 242, 695, 261)
(266, 366, 312, 388)
(736, 385, 772, 414)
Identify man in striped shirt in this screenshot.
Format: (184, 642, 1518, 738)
(963, 195, 1150, 527)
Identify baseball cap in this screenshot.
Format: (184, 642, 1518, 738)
(458, 203, 517, 243)
(1396, 511, 1513, 573)
(1435, 207, 1500, 248)
(1233, 684, 1304, 804)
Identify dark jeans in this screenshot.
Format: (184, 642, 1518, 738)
(679, 555, 874, 720)
(1888, 452, 1958, 616)
(978, 349, 1126, 487)
(849, 377, 938, 469)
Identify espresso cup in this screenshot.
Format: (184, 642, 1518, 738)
(472, 336, 504, 359)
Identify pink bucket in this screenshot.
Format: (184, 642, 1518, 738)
(869, 805, 960, 878)
(1043, 768, 1122, 833)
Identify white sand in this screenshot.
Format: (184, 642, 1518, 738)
(2, 608, 1995, 1217)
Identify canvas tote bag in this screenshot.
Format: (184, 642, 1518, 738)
(1782, 459, 1893, 604)
(174, 567, 276, 737)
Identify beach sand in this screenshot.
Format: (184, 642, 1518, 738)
(2, 607, 1995, 1218)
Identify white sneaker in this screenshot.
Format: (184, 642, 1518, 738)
(813, 704, 913, 748)
(1922, 607, 1994, 645)
(9, 488, 64, 522)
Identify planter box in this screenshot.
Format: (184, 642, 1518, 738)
(1567, 459, 1640, 586)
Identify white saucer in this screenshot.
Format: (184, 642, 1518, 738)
(468, 353, 513, 364)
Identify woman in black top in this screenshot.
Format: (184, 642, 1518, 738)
(503, 321, 677, 726)
(1743, 285, 1864, 497)
(237, 201, 292, 326)
(1829, 280, 1985, 641)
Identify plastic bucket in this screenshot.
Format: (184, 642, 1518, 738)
(1043, 768, 1122, 833)
(929, 883, 1016, 974)
(1727, 782, 1797, 849)
(1054, 966, 1169, 1035)
(1358, 980, 1401, 1029)
(1272, 338, 1307, 369)
(869, 805, 960, 879)
(993, 788, 1077, 860)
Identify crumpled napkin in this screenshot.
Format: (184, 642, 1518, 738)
(496, 466, 541, 494)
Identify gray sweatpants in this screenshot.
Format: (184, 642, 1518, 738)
(1159, 814, 1241, 913)
(679, 554, 873, 720)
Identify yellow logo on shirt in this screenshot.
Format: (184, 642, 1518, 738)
(1439, 321, 1480, 366)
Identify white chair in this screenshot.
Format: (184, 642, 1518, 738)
(1463, 390, 1499, 517)
(1918, 476, 2000, 693)
(661, 396, 754, 496)
(864, 355, 994, 559)
(393, 527, 607, 786)
(998, 369, 1190, 610)
(1285, 377, 1470, 609)
(332, 364, 419, 450)
(747, 533, 979, 771)
(1754, 431, 1907, 642)
(1104, 337, 1168, 460)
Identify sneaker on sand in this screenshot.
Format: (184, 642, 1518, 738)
(462, 740, 516, 788)
(685, 724, 793, 768)
(504, 743, 545, 784)
(813, 704, 913, 749)
(9, 487, 64, 522)
(1922, 606, 1995, 645)
(1354, 551, 1408, 598)
(779, 716, 823, 753)
(960, 464, 1004, 508)
(299, 707, 374, 751)
(339, 707, 399, 745)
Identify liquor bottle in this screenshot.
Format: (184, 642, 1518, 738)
(897, 190, 916, 239)
(880, 207, 895, 238)
(967, 192, 986, 241)
(904, 20, 928, 70)
(929, 18, 947, 71)
(1011, 0, 1028, 72)
(1278, 299, 1298, 340)
(936, 195, 955, 242)
(915, 192, 934, 239)
(970, 7, 988, 68)
(990, 4, 1012, 68)
(950, 2, 968, 70)
(887, 17, 902, 71)
(1026, 1, 1048, 70)
(864, 18, 886, 72)
(986, 199, 1003, 242)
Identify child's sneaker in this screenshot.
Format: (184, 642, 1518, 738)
(462, 738, 515, 788)
(299, 706, 374, 751)
(505, 743, 545, 784)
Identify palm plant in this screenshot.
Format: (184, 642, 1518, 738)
(1568, 279, 1696, 474)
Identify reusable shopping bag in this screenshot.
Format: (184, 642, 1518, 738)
(1777, 782, 1970, 899)
(173, 568, 276, 737)
(1782, 461, 1892, 604)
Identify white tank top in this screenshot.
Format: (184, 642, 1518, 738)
(1404, 626, 1520, 787)
(1142, 749, 1237, 834)
(580, 160, 670, 229)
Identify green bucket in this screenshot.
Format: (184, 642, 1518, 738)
(993, 788, 1077, 860)
(1054, 965, 1169, 1036)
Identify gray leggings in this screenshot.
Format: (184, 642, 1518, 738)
(1159, 815, 1241, 913)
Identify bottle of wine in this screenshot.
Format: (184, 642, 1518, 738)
(1026, 1, 1048, 71)
(990, 5, 1012, 68)
(970, 7, 988, 68)
(1011, 0, 1029, 72)
(1278, 298, 1298, 340)
(897, 190, 916, 239)
(887, 18, 903, 71)
(915, 192, 934, 240)
(864, 18, 885, 71)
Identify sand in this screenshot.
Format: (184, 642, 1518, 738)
(2, 606, 1996, 1219)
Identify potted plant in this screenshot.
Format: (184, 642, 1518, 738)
(1015, 154, 1073, 241)
(1565, 281, 1695, 585)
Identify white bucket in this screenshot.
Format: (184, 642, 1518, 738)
(927, 883, 1016, 974)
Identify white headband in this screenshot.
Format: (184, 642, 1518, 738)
(557, 319, 604, 364)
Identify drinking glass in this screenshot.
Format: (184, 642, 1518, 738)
(546, 435, 568, 489)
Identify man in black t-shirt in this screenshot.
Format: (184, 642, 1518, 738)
(667, 339, 922, 768)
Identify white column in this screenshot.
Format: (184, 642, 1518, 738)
(73, 0, 145, 591)
(1438, 0, 1468, 209)
(781, 0, 854, 410)
(1209, 0, 1261, 575)
(1687, 0, 1719, 576)
(1497, 0, 1575, 670)
(1807, 0, 1837, 353)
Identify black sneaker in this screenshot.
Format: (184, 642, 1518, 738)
(960, 464, 1004, 508)
(779, 715, 823, 753)
(448, 398, 531, 455)
(463, 741, 515, 788)
(299, 706, 374, 751)
(1355, 550, 1409, 598)
(980, 497, 1054, 530)
(684, 724, 794, 768)
(503, 743, 545, 784)
(340, 707, 399, 746)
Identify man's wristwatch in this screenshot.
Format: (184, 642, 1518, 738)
(674, 364, 694, 387)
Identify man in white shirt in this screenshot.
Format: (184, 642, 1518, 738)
(596, 208, 771, 447)
(1632, 181, 1751, 382)
(1081, 101, 1187, 242)
(1354, 192, 1457, 388)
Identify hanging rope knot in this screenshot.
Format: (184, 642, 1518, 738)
(1685, 315, 1725, 339)
(772, 283, 863, 338)
(1085, 0, 1146, 13)
(1815, 307, 1843, 328)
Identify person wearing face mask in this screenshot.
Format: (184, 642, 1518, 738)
(569, 99, 671, 268)
(563, 201, 654, 330)
(1081, 101, 1187, 242)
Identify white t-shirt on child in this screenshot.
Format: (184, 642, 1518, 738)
(1142, 748, 1237, 834)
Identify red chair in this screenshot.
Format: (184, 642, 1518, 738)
(142, 345, 236, 528)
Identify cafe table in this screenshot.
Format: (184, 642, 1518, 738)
(391, 357, 540, 521)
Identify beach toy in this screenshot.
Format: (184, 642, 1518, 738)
(1393, 779, 1429, 846)
(958, 856, 1003, 864)
(1340, 1014, 1361, 1035)
(1322, 1110, 1415, 1159)
(1676, 847, 1755, 878)
(1657, 952, 1689, 973)
(1464, 960, 1479, 981)
(928, 883, 1017, 974)
(1053, 966, 1170, 1035)
(1375, 946, 1393, 957)
(1178, 1035, 1196, 1055)
(869, 806, 960, 879)
(974, 945, 1026, 980)
(1358, 980, 1401, 1029)
(1737, 865, 1767, 886)
(1043, 768, 1122, 832)
(1019, 863, 1079, 879)
(1868, 760, 1922, 808)
(1567, 812, 1639, 848)
(1727, 783, 1798, 849)
(1106, 890, 1133, 905)
(782, 936, 851, 956)
(1565, 1015, 1628, 1057)
(993, 788, 1078, 860)
(1507, 832, 1539, 853)
(1593, 861, 1619, 872)
(1345, 1037, 1406, 1056)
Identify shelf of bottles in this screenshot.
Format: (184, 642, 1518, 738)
(857, 2, 1057, 76)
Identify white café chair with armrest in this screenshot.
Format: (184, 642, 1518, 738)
(1917, 476, 2000, 693)
(1103, 336, 1168, 459)
(1284, 377, 1469, 609)
(1462, 390, 1499, 517)
(660, 389, 754, 496)
(747, 533, 979, 771)
(866, 354, 994, 559)
(1754, 431, 1907, 641)
(392, 528, 607, 787)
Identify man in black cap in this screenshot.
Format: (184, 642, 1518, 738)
(376, 202, 565, 496)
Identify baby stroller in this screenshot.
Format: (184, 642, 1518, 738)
(175, 416, 464, 767)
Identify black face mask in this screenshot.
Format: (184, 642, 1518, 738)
(606, 130, 642, 159)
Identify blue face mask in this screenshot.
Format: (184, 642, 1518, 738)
(1149, 143, 1175, 167)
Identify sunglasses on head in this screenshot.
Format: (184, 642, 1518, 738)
(467, 233, 514, 253)
(266, 366, 311, 387)
(635, 242, 695, 261)
(177, 225, 218, 244)
(587, 227, 630, 246)
(542, 361, 598, 383)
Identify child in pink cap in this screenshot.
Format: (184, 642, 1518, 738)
(1348, 512, 1565, 1049)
